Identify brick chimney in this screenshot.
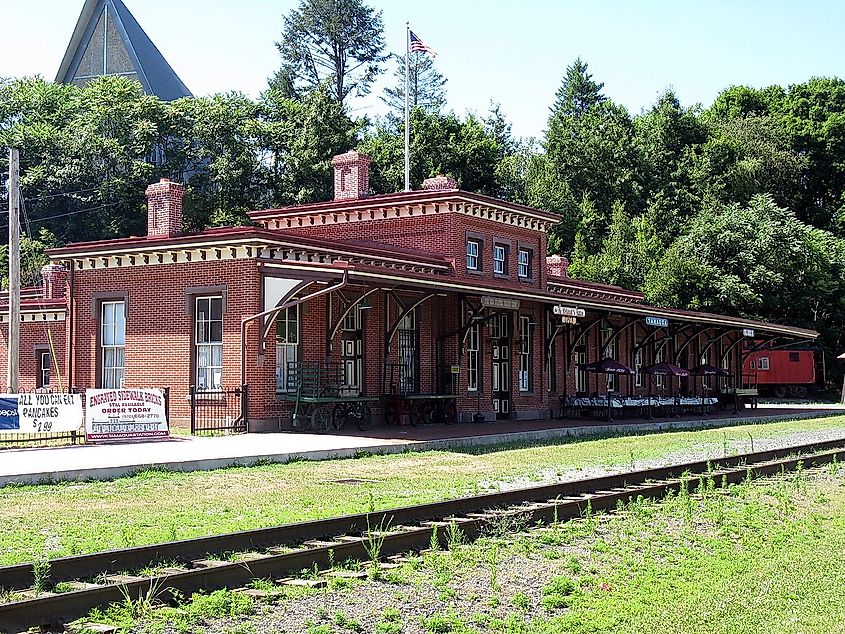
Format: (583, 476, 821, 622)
(332, 151, 370, 201)
(145, 178, 184, 238)
(41, 263, 68, 300)
(421, 175, 457, 191)
(546, 255, 570, 278)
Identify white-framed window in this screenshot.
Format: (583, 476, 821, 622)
(100, 300, 126, 389)
(195, 296, 223, 391)
(758, 356, 770, 370)
(547, 315, 557, 392)
(574, 350, 587, 393)
(398, 308, 419, 394)
(655, 348, 665, 388)
(343, 303, 362, 331)
(518, 249, 531, 278)
(275, 305, 299, 393)
(519, 316, 532, 392)
(466, 240, 480, 271)
(467, 321, 480, 392)
(635, 348, 643, 388)
(37, 350, 50, 389)
(493, 244, 506, 274)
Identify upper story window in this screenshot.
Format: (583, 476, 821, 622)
(467, 240, 480, 271)
(493, 244, 507, 275)
(518, 248, 532, 278)
(101, 300, 126, 389)
(195, 296, 223, 391)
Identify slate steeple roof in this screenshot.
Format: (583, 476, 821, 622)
(56, 0, 192, 100)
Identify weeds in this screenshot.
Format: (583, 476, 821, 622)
(445, 521, 466, 549)
(364, 515, 393, 579)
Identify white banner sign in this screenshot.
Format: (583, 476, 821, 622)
(85, 388, 169, 442)
(0, 393, 83, 435)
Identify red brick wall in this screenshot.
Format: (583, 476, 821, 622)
(0, 320, 68, 391)
(283, 213, 548, 291)
(70, 259, 261, 426)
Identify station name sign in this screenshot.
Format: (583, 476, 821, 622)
(481, 296, 520, 311)
(645, 316, 669, 328)
(553, 306, 585, 318)
(742, 328, 755, 337)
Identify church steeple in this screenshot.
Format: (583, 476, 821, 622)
(56, 0, 191, 101)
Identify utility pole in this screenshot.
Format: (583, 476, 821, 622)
(7, 148, 20, 392)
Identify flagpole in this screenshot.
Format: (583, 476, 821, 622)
(404, 21, 410, 192)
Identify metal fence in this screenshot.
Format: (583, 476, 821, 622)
(190, 384, 247, 435)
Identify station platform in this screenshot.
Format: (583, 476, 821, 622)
(1, 404, 844, 486)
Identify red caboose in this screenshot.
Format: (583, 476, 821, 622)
(742, 345, 818, 397)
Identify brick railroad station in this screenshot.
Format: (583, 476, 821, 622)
(0, 151, 818, 432)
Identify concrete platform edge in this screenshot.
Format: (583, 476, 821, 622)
(1, 410, 843, 487)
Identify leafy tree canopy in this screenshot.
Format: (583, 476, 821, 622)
(272, 0, 388, 103)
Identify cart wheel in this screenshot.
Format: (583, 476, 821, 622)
(411, 401, 434, 425)
(310, 405, 332, 432)
(331, 402, 348, 430)
(443, 400, 457, 425)
(291, 405, 311, 432)
(356, 404, 373, 431)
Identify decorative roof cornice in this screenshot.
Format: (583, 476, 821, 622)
(248, 190, 560, 233)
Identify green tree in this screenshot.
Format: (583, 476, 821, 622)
(545, 60, 643, 245)
(549, 57, 605, 117)
(272, 0, 388, 103)
(360, 107, 502, 195)
(258, 85, 359, 206)
(381, 52, 446, 116)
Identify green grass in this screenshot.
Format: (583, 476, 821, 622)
(1, 415, 844, 567)
(83, 459, 845, 633)
(535, 471, 845, 632)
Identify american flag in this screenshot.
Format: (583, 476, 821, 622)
(410, 31, 437, 57)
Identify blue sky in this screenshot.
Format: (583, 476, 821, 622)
(2, 1, 844, 139)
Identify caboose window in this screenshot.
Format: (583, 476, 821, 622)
(789, 352, 800, 362)
(758, 357, 770, 370)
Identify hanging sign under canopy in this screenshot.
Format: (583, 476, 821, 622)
(553, 306, 585, 318)
(481, 296, 520, 311)
(645, 316, 669, 328)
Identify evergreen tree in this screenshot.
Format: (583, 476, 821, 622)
(549, 57, 606, 118)
(272, 0, 388, 103)
(381, 52, 446, 116)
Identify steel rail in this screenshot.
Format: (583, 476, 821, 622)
(2, 438, 844, 632)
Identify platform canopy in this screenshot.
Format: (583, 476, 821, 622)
(56, 0, 191, 100)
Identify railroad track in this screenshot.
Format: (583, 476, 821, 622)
(2, 437, 845, 633)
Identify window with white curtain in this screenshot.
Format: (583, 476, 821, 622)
(100, 300, 125, 389)
(275, 305, 299, 393)
(195, 296, 223, 391)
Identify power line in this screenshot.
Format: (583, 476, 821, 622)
(26, 202, 119, 223)
(0, 201, 119, 222)
(23, 186, 103, 202)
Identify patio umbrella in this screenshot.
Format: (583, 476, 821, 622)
(643, 362, 689, 377)
(642, 363, 689, 419)
(689, 364, 730, 409)
(582, 358, 635, 375)
(580, 358, 634, 422)
(689, 364, 730, 376)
